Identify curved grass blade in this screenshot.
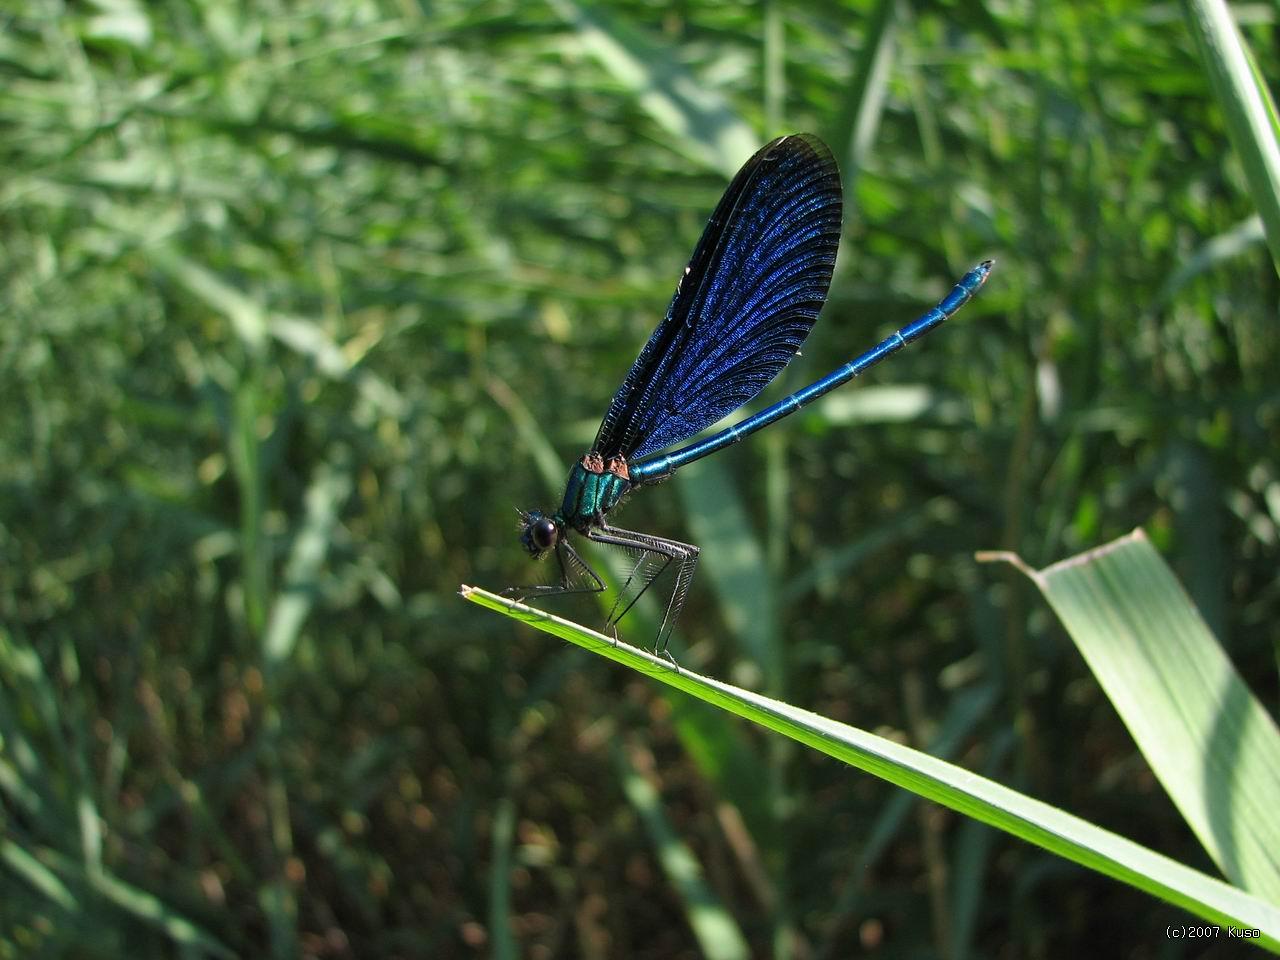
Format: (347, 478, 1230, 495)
(979, 528, 1280, 903)
(461, 584, 1280, 948)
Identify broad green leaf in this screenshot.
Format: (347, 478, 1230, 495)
(981, 528, 1280, 903)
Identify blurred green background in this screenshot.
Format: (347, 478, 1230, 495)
(3, 0, 1279, 957)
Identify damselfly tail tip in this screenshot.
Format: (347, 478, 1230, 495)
(969, 259, 995, 289)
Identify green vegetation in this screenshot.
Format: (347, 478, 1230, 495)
(3, 1, 1278, 957)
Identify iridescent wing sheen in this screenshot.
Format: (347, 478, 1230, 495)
(592, 134, 843, 462)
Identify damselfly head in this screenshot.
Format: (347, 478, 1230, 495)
(518, 509, 560, 558)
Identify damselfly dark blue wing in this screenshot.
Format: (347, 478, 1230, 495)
(592, 133, 842, 462)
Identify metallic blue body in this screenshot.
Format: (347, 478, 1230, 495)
(630, 260, 992, 481)
(557, 459, 631, 531)
(507, 132, 994, 654)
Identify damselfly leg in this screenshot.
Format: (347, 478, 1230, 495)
(587, 525, 698, 661)
(501, 539, 605, 604)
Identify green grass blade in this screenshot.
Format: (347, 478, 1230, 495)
(461, 585, 1280, 947)
(980, 528, 1280, 903)
(546, 0, 757, 175)
(153, 251, 269, 356)
(263, 458, 353, 665)
(32, 845, 236, 958)
(1182, 0, 1280, 275)
(613, 741, 750, 960)
(815, 684, 999, 960)
(1, 839, 78, 911)
(679, 458, 774, 666)
(487, 794, 518, 960)
(830, 0, 897, 184)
